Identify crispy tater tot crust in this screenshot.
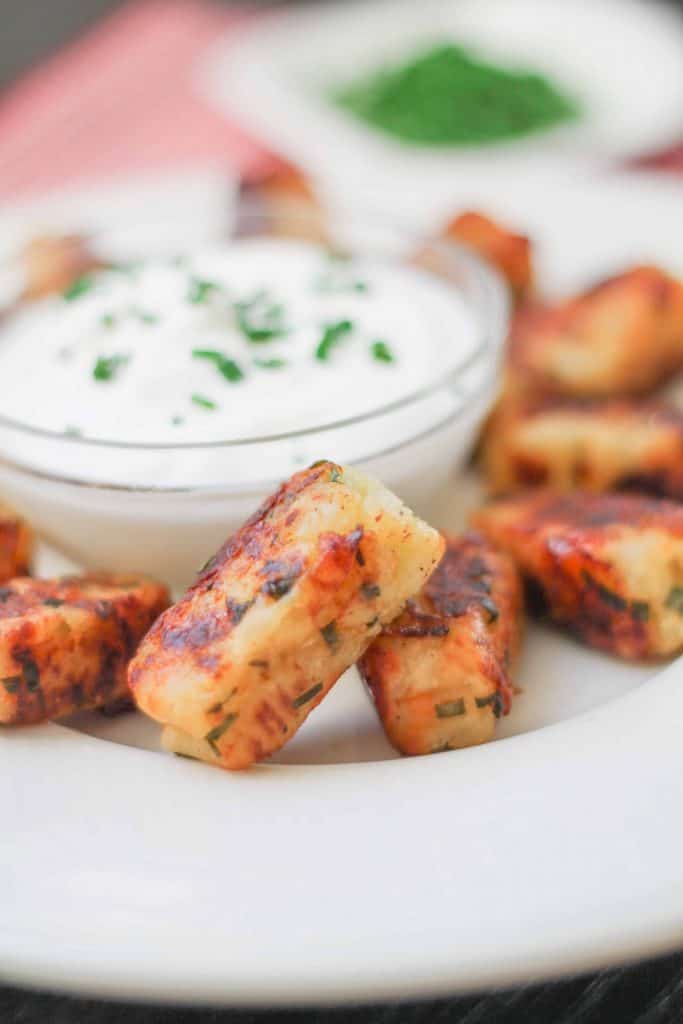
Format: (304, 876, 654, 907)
(472, 491, 683, 659)
(0, 503, 32, 583)
(129, 462, 444, 770)
(359, 532, 524, 755)
(444, 211, 533, 304)
(508, 267, 683, 398)
(0, 573, 169, 725)
(482, 396, 683, 499)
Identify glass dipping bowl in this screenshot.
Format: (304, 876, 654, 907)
(0, 201, 509, 587)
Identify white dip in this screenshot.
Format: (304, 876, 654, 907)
(0, 238, 477, 448)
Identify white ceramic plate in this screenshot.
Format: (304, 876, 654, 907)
(199, 0, 683, 189)
(2, 173, 683, 1005)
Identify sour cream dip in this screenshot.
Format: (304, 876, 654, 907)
(0, 238, 477, 446)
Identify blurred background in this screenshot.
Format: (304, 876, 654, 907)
(1, 0, 683, 1020)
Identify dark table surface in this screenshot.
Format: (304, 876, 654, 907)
(0, 1, 682, 1019)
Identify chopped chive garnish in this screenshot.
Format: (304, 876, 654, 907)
(315, 270, 369, 295)
(63, 275, 94, 301)
(581, 571, 628, 612)
(1, 676, 20, 694)
(665, 586, 683, 616)
(435, 698, 466, 718)
(22, 660, 41, 692)
(315, 319, 354, 361)
(188, 278, 221, 304)
(134, 308, 158, 325)
(475, 692, 504, 718)
(93, 354, 128, 382)
(370, 340, 395, 363)
(43, 597, 65, 608)
(191, 393, 217, 410)
(631, 600, 650, 622)
(360, 582, 381, 599)
(235, 293, 287, 343)
(329, 466, 343, 483)
(205, 712, 238, 754)
(292, 682, 323, 709)
(171, 415, 184, 427)
(321, 621, 339, 649)
(254, 357, 287, 370)
(192, 349, 244, 383)
(100, 312, 116, 329)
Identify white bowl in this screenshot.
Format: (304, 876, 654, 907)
(0, 203, 508, 587)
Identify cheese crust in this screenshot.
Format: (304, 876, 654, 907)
(129, 461, 444, 770)
(473, 491, 683, 659)
(359, 532, 524, 755)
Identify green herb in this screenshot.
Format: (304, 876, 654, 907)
(1, 676, 20, 694)
(370, 340, 395, 363)
(321, 621, 339, 649)
(432, 742, 454, 753)
(188, 278, 221, 304)
(235, 293, 287, 343)
(192, 349, 244, 383)
(134, 308, 159, 325)
(170, 415, 184, 427)
(22, 659, 41, 692)
(631, 601, 650, 622)
(205, 713, 238, 754)
(361, 582, 381, 599)
(581, 571, 628, 612)
(329, 466, 343, 483)
(63, 275, 94, 301)
(315, 319, 354, 361)
(435, 698, 466, 718)
(332, 43, 579, 147)
(475, 692, 503, 718)
(254, 358, 287, 370)
(292, 682, 323, 709)
(100, 312, 116, 329)
(191, 393, 217, 411)
(315, 267, 369, 295)
(43, 598, 65, 608)
(93, 354, 128, 382)
(665, 586, 683, 616)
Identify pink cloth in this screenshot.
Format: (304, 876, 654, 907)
(0, 0, 278, 199)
